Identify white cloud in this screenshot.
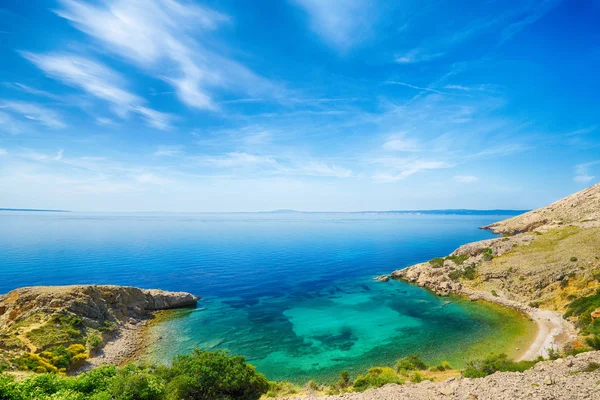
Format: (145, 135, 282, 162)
(383, 135, 420, 152)
(574, 161, 599, 184)
(53, 149, 64, 161)
(154, 146, 184, 157)
(300, 161, 352, 178)
(373, 159, 452, 182)
(22, 52, 171, 129)
(0, 111, 27, 134)
(385, 81, 447, 95)
(136, 173, 169, 185)
(56, 0, 282, 110)
(395, 48, 444, 64)
(0, 148, 7, 156)
(291, 0, 376, 50)
(0, 101, 66, 128)
(454, 175, 478, 183)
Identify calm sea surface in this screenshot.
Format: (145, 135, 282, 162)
(0, 211, 535, 382)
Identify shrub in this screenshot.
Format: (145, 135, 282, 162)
(167, 349, 269, 400)
(585, 335, 600, 350)
(463, 354, 538, 378)
(396, 354, 427, 372)
(86, 334, 103, 352)
(445, 254, 468, 266)
(411, 371, 423, 383)
(482, 248, 493, 262)
(338, 370, 350, 389)
(432, 361, 452, 371)
(265, 381, 298, 398)
(491, 290, 498, 297)
(581, 362, 600, 372)
(563, 289, 600, 334)
(429, 258, 445, 268)
(570, 257, 578, 262)
(353, 367, 403, 392)
(529, 301, 540, 308)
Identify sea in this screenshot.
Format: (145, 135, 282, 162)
(0, 211, 535, 382)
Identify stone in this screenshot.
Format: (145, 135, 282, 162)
(543, 376, 553, 385)
(373, 275, 389, 282)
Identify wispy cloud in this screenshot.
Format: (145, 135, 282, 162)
(500, 0, 564, 44)
(0, 148, 8, 156)
(454, 175, 478, 183)
(395, 48, 444, 64)
(56, 0, 284, 110)
(0, 100, 66, 128)
(291, 0, 376, 51)
(22, 52, 172, 129)
(382, 134, 420, 152)
(372, 158, 452, 183)
(574, 161, 600, 183)
(384, 81, 448, 95)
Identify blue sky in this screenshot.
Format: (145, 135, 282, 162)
(0, 0, 599, 212)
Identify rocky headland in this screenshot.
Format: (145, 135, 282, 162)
(0, 285, 199, 370)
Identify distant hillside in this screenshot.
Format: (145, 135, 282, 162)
(483, 183, 600, 234)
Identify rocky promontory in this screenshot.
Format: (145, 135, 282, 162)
(0, 285, 199, 369)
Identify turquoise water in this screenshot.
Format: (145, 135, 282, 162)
(0, 211, 534, 382)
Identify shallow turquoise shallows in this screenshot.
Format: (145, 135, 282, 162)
(0, 211, 534, 382)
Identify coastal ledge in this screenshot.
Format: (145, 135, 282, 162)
(0, 285, 199, 369)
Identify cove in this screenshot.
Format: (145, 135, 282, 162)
(145, 277, 536, 383)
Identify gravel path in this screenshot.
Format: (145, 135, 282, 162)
(288, 351, 600, 400)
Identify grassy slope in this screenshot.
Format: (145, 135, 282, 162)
(465, 226, 600, 312)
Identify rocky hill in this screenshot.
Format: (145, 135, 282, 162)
(0, 285, 198, 371)
(483, 182, 600, 234)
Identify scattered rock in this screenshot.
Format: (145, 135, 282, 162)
(373, 275, 389, 282)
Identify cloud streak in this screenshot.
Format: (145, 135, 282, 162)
(22, 52, 172, 129)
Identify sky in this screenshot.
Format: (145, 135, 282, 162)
(0, 0, 599, 212)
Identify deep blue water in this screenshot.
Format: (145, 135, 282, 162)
(0, 211, 534, 382)
(0, 212, 503, 296)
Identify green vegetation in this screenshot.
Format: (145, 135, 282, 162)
(12, 344, 88, 374)
(0, 350, 269, 400)
(26, 314, 84, 350)
(445, 254, 469, 266)
(449, 264, 478, 281)
(395, 354, 427, 372)
(462, 353, 539, 378)
(429, 257, 445, 268)
(563, 289, 600, 335)
(482, 248, 493, 262)
(353, 367, 404, 392)
(430, 255, 469, 268)
(570, 257, 578, 262)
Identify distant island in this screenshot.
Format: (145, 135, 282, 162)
(0, 208, 70, 213)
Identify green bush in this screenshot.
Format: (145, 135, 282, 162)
(570, 257, 578, 262)
(353, 367, 403, 392)
(563, 289, 600, 334)
(585, 335, 600, 350)
(429, 258, 445, 268)
(482, 248, 494, 262)
(0, 349, 269, 400)
(463, 354, 538, 378)
(395, 354, 427, 372)
(432, 360, 452, 371)
(338, 370, 350, 389)
(86, 334, 103, 353)
(167, 349, 269, 400)
(445, 254, 468, 266)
